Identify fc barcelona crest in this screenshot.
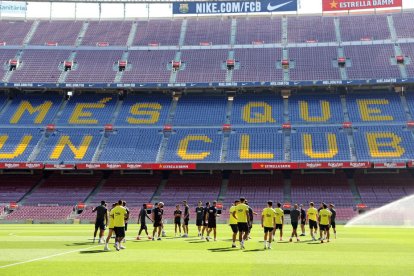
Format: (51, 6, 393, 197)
(179, 3, 189, 13)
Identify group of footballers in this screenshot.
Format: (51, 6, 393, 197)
(92, 198, 337, 251)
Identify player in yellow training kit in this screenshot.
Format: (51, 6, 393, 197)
(229, 200, 239, 248)
(307, 202, 319, 241)
(319, 203, 332, 243)
(272, 202, 284, 241)
(261, 201, 276, 249)
(234, 197, 250, 249)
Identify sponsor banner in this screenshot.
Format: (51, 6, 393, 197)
(0, 1, 27, 16)
(373, 162, 406, 169)
(322, 0, 402, 11)
(299, 162, 371, 169)
(173, 0, 297, 15)
(407, 161, 414, 168)
(44, 164, 75, 170)
(153, 163, 197, 170)
(252, 163, 298, 170)
(0, 162, 44, 170)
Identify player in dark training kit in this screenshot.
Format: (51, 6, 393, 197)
(206, 201, 219, 241)
(122, 201, 130, 243)
(182, 200, 190, 237)
(201, 202, 210, 239)
(299, 204, 306, 236)
(152, 202, 164, 240)
(289, 204, 301, 242)
(195, 201, 204, 237)
(329, 203, 337, 239)
(137, 204, 152, 240)
(174, 204, 182, 237)
(92, 201, 108, 243)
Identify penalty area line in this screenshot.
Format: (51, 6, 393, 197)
(0, 244, 101, 269)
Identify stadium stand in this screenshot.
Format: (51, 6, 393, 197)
(34, 128, 102, 163)
(354, 171, 414, 208)
(22, 172, 102, 205)
(134, 19, 182, 46)
(176, 50, 228, 83)
(65, 50, 123, 83)
(81, 21, 132, 46)
(289, 47, 340, 81)
(0, 21, 32, 45)
(5, 206, 74, 221)
(9, 50, 71, 83)
(290, 127, 351, 162)
(0, 174, 42, 203)
(121, 50, 176, 83)
(163, 128, 223, 162)
(99, 129, 163, 163)
(339, 14, 390, 41)
(0, 93, 63, 125)
(346, 93, 407, 123)
(287, 16, 336, 43)
(29, 21, 83, 46)
(0, 128, 44, 162)
(185, 18, 231, 45)
(0, 49, 20, 79)
(232, 48, 283, 82)
(400, 43, 414, 77)
(231, 94, 284, 125)
(235, 17, 281, 44)
(392, 13, 414, 39)
(352, 126, 414, 162)
(288, 94, 344, 124)
(227, 128, 285, 162)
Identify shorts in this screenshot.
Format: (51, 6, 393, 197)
(174, 218, 181, 225)
(208, 221, 216, 228)
(291, 222, 298, 230)
(301, 219, 306, 225)
(139, 224, 147, 231)
(114, 227, 125, 238)
(331, 221, 336, 229)
(264, 227, 274, 233)
(196, 219, 203, 226)
(309, 220, 318, 229)
(125, 223, 128, 232)
(275, 224, 283, 230)
(203, 221, 208, 227)
(95, 220, 106, 231)
(184, 218, 189, 225)
(230, 224, 238, 234)
(319, 224, 329, 231)
(238, 222, 249, 232)
(154, 221, 162, 228)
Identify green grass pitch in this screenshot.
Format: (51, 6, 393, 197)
(0, 224, 414, 275)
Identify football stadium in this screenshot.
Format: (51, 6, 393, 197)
(1, 0, 414, 274)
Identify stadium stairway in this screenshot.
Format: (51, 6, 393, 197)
(217, 174, 229, 202)
(115, 51, 130, 83)
(282, 49, 289, 82)
(127, 22, 138, 47)
(337, 47, 348, 80)
(387, 15, 398, 42)
(83, 176, 107, 205)
(230, 18, 237, 46)
(282, 16, 288, 46)
(400, 94, 413, 120)
(393, 44, 408, 78)
(150, 177, 168, 203)
(23, 21, 40, 45)
(334, 18, 342, 42)
(17, 177, 46, 205)
(283, 174, 292, 203)
(169, 52, 182, 83)
(2, 50, 23, 83)
(58, 51, 77, 83)
(347, 175, 363, 205)
(178, 19, 187, 47)
(75, 22, 89, 47)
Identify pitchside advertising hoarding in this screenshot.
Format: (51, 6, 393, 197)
(322, 0, 402, 11)
(173, 0, 298, 15)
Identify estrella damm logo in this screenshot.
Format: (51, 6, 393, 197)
(179, 3, 189, 13)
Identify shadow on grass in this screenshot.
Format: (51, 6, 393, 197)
(243, 249, 266, 252)
(65, 242, 93, 246)
(188, 241, 206, 244)
(208, 247, 237, 252)
(79, 250, 108, 254)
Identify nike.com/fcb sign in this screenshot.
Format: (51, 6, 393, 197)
(173, 0, 297, 14)
(322, 0, 402, 11)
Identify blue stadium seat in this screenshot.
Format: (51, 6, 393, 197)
(172, 95, 227, 126)
(56, 94, 117, 126)
(231, 94, 283, 126)
(99, 129, 163, 162)
(353, 126, 414, 161)
(0, 128, 43, 162)
(346, 93, 406, 123)
(35, 128, 101, 163)
(289, 94, 344, 124)
(291, 127, 351, 161)
(163, 128, 222, 162)
(227, 127, 284, 162)
(0, 94, 63, 126)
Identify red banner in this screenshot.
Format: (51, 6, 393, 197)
(76, 163, 196, 170)
(373, 162, 406, 169)
(252, 163, 298, 170)
(408, 161, 414, 168)
(0, 162, 44, 169)
(153, 163, 196, 170)
(44, 164, 75, 170)
(323, 0, 402, 11)
(299, 162, 371, 169)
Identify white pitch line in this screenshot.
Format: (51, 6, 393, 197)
(0, 244, 101, 269)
